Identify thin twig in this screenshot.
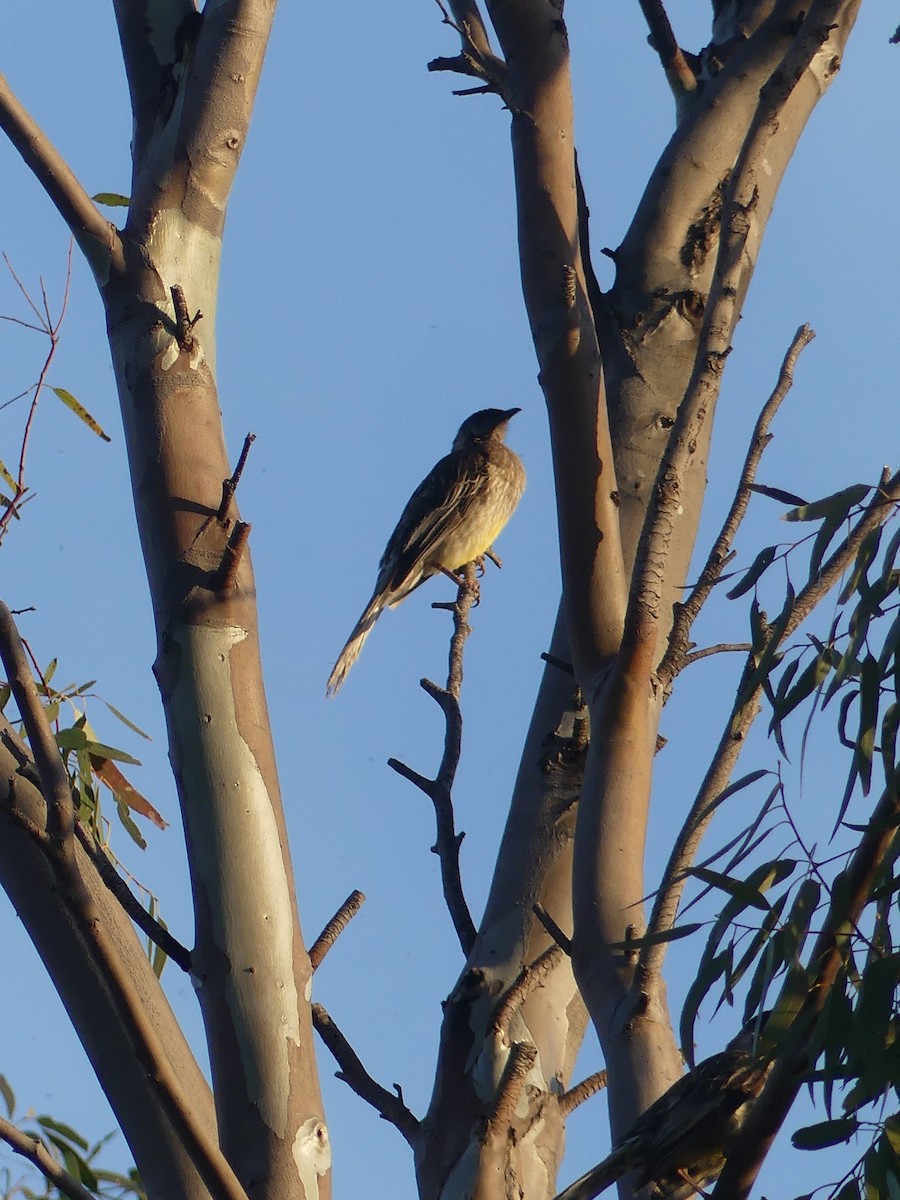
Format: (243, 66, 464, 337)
(170, 284, 202, 352)
(558, 1069, 609, 1117)
(0, 1116, 97, 1200)
(659, 325, 816, 689)
(311, 1003, 419, 1146)
(387, 564, 479, 955)
(682, 642, 754, 667)
(217, 433, 256, 521)
(73, 822, 192, 972)
(0, 75, 120, 264)
(309, 889, 366, 971)
(493, 946, 564, 1035)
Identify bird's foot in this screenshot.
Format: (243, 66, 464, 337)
(484, 547, 503, 570)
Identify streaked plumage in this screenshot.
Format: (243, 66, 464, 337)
(555, 1026, 771, 1200)
(326, 407, 525, 696)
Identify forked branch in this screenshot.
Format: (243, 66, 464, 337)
(387, 564, 480, 955)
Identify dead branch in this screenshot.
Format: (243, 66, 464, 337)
(170, 285, 202, 352)
(309, 889, 366, 971)
(492, 945, 565, 1036)
(311, 1003, 419, 1147)
(387, 564, 479, 955)
(217, 433, 257, 521)
(558, 1070, 608, 1118)
(682, 643, 753, 666)
(659, 324, 816, 689)
(532, 903, 573, 956)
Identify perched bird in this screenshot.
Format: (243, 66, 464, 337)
(555, 1024, 772, 1200)
(326, 407, 525, 696)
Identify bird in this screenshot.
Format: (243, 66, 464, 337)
(554, 1023, 772, 1200)
(326, 407, 525, 696)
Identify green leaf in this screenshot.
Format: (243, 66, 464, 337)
(791, 1117, 859, 1149)
(607, 922, 703, 953)
(0, 1074, 15, 1119)
(102, 700, 152, 741)
(91, 191, 130, 207)
(0, 458, 16, 492)
(51, 387, 111, 442)
(84, 739, 142, 767)
(116, 800, 147, 851)
(726, 545, 778, 600)
(748, 483, 808, 507)
(690, 859, 797, 912)
(783, 483, 870, 523)
(56, 726, 89, 751)
(37, 1115, 89, 1150)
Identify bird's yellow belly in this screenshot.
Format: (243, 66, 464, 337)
(434, 471, 523, 571)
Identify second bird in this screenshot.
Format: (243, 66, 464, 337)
(326, 407, 525, 696)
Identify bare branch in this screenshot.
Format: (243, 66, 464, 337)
(217, 432, 257, 521)
(0, 1116, 97, 1200)
(637, 0, 699, 96)
(170, 284, 202, 352)
(387, 565, 479, 954)
(311, 1003, 419, 1147)
(682, 643, 754, 666)
(558, 1070, 609, 1117)
(493, 945, 565, 1035)
(0, 75, 120, 270)
(659, 324, 816, 688)
(309, 889, 366, 972)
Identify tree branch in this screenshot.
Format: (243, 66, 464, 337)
(558, 1070, 608, 1118)
(659, 324, 816, 689)
(309, 889, 366, 972)
(0, 604, 249, 1200)
(311, 1003, 420, 1147)
(636, 0, 698, 97)
(387, 565, 479, 954)
(492, 945, 564, 1036)
(484, 1042, 538, 1137)
(713, 775, 900, 1198)
(638, 468, 900, 989)
(0, 1116, 97, 1200)
(0, 75, 121, 271)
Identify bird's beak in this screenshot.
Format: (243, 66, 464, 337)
(503, 407, 521, 421)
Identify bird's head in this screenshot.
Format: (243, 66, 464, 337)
(452, 407, 520, 451)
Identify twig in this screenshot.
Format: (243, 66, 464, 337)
(0, 1116, 97, 1200)
(558, 1069, 608, 1117)
(0, 604, 249, 1200)
(659, 325, 816, 689)
(532, 903, 573, 956)
(0, 75, 120, 266)
(387, 564, 479, 955)
(637, 0, 698, 96)
(170, 284, 202, 352)
(428, 0, 509, 100)
(638, 467, 900, 990)
(311, 1003, 419, 1146)
(484, 1042, 538, 1136)
(682, 642, 753, 667)
(309, 889, 366, 971)
(540, 651, 574, 677)
(73, 822, 192, 972)
(492, 946, 564, 1035)
(217, 433, 256, 521)
(0, 248, 74, 544)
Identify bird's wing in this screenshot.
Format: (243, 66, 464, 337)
(378, 448, 487, 596)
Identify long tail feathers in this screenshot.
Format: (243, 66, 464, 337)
(326, 596, 385, 697)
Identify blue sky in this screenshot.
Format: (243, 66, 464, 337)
(1, 3, 898, 1197)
